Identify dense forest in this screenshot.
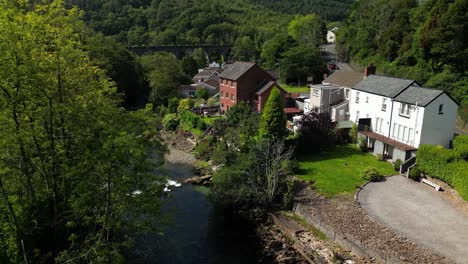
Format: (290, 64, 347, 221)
(337, 0, 467, 115)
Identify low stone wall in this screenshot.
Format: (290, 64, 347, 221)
(293, 186, 452, 264)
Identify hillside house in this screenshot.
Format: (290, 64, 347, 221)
(219, 62, 287, 113)
(326, 27, 339, 44)
(305, 71, 363, 123)
(350, 73, 459, 161)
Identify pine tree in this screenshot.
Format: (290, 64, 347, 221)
(259, 87, 287, 140)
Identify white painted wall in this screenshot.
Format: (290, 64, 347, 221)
(419, 93, 458, 148)
(327, 31, 336, 43)
(349, 90, 393, 136)
(390, 101, 425, 147)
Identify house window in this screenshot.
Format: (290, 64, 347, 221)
(399, 103, 411, 117)
(189, 91, 195, 96)
(339, 109, 345, 115)
(232, 81, 236, 88)
(221, 103, 224, 108)
(382, 98, 387, 111)
(438, 104, 444, 114)
(366, 96, 369, 103)
(408, 128, 413, 143)
(355, 111, 360, 122)
(355, 92, 360, 103)
(345, 89, 350, 99)
(226, 92, 229, 99)
(392, 123, 397, 138)
(313, 89, 319, 97)
(228, 80, 231, 86)
(220, 91, 224, 98)
(402, 126, 407, 141)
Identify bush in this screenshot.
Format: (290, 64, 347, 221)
(349, 123, 358, 143)
(453, 134, 468, 160)
(358, 136, 367, 152)
(393, 159, 402, 171)
(179, 110, 203, 130)
(408, 165, 422, 181)
(162, 114, 179, 131)
(178, 98, 194, 112)
(376, 154, 384, 161)
(193, 140, 212, 161)
(361, 167, 384, 182)
(281, 159, 300, 175)
(207, 97, 219, 107)
(282, 180, 295, 210)
(168, 97, 180, 113)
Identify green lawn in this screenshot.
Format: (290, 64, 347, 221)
(296, 145, 395, 197)
(279, 82, 310, 93)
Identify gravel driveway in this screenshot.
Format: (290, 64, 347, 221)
(359, 176, 468, 264)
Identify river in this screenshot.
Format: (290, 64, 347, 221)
(130, 147, 261, 264)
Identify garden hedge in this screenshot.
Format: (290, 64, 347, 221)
(417, 140, 468, 201)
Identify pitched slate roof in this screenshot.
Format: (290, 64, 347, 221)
(219, 61, 256, 80)
(203, 79, 220, 89)
(394, 86, 444, 107)
(353, 75, 416, 98)
(323, 71, 363, 88)
(256, 81, 276, 95)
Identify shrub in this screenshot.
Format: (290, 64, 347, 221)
(168, 97, 180, 113)
(162, 114, 179, 131)
(358, 136, 367, 152)
(207, 97, 219, 107)
(282, 180, 295, 210)
(193, 140, 212, 161)
(349, 123, 358, 143)
(196, 88, 209, 100)
(361, 167, 384, 182)
(393, 159, 402, 171)
(408, 165, 422, 181)
(376, 154, 384, 161)
(179, 110, 202, 129)
(281, 159, 300, 175)
(178, 98, 194, 112)
(453, 134, 468, 160)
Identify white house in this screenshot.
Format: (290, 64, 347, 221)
(349, 74, 459, 161)
(326, 27, 339, 44)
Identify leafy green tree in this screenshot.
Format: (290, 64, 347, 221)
(196, 88, 209, 100)
(232, 36, 257, 61)
(259, 87, 287, 140)
(288, 14, 326, 47)
(168, 97, 180, 113)
(0, 2, 166, 263)
(261, 34, 295, 70)
(87, 33, 147, 109)
(280, 45, 324, 84)
(181, 54, 199, 77)
(192, 48, 207, 69)
(178, 98, 194, 111)
(140, 52, 190, 106)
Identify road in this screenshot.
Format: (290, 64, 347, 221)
(321, 44, 357, 72)
(359, 176, 468, 264)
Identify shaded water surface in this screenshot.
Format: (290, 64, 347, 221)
(131, 148, 261, 264)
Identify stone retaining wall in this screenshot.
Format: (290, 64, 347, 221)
(293, 186, 452, 264)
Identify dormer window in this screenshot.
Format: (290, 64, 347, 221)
(438, 104, 444, 114)
(399, 103, 411, 117)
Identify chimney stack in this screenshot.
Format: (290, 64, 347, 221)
(364, 63, 376, 78)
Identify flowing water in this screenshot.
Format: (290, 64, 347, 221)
(131, 147, 261, 264)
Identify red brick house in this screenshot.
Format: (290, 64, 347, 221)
(219, 62, 287, 113)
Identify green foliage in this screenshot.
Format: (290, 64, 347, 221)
(394, 159, 402, 171)
(288, 14, 326, 47)
(163, 114, 179, 131)
(193, 140, 212, 161)
(168, 97, 180, 113)
(361, 168, 384, 182)
(196, 88, 209, 100)
(453, 135, 468, 160)
(280, 45, 325, 84)
(87, 33, 146, 109)
(408, 165, 422, 181)
(375, 154, 384, 161)
(0, 2, 166, 262)
(349, 123, 358, 143)
(338, 0, 467, 106)
(259, 88, 287, 140)
(417, 144, 468, 200)
(232, 36, 258, 61)
(358, 136, 367, 152)
(206, 97, 219, 107)
(226, 102, 254, 125)
(281, 159, 300, 175)
(178, 98, 194, 112)
(179, 110, 206, 131)
(181, 54, 199, 77)
(296, 112, 336, 153)
(140, 52, 190, 105)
